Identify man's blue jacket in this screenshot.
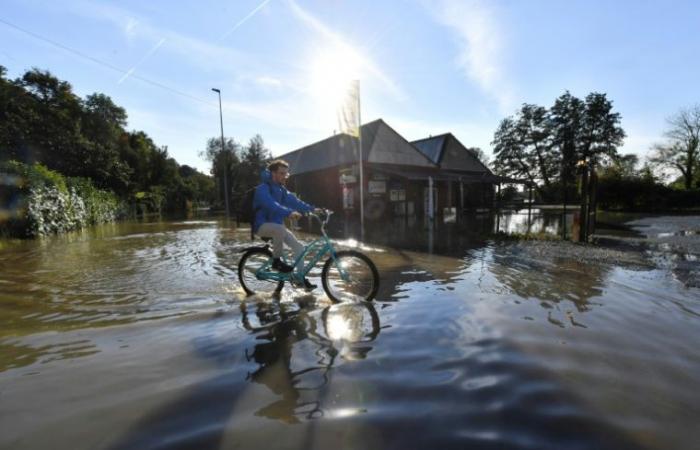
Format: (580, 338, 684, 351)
(253, 169, 315, 233)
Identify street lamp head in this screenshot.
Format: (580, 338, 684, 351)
(211, 88, 220, 93)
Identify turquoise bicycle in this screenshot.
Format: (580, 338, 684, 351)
(238, 210, 379, 302)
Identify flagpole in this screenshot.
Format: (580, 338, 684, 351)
(356, 80, 364, 240)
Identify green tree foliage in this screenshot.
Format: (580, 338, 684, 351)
(201, 136, 241, 211)
(649, 105, 700, 190)
(492, 91, 625, 201)
(493, 117, 539, 186)
(0, 66, 37, 160)
(550, 91, 584, 184)
(594, 152, 699, 211)
(492, 104, 556, 196)
(200, 134, 272, 213)
(239, 134, 271, 190)
(0, 67, 215, 216)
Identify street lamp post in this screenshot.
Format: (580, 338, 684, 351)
(211, 88, 230, 218)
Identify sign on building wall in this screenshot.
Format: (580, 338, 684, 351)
(339, 173, 357, 184)
(343, 186, 354, 209)
(368, 180, 386, 194)
(389, 189, 406, 201)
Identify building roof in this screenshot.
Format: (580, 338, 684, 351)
(410, 134, 447, 164)
(279, 119, 435, 176)
(411, 133, 492, 173)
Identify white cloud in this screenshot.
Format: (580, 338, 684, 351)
(254, 76, 283, 88)
(426, 0, 515, 113)
(124, 17, 139, 40)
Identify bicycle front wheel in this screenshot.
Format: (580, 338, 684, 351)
(322, 250, 379, 302)
(238, 247, 284, 296)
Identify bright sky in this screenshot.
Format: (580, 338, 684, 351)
(2, 0, 700, 173)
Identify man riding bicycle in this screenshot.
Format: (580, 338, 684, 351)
(253, 159, 318, 290)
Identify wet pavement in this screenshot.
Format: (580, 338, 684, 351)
(0, 216, 699, 449)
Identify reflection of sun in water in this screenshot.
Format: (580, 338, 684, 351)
(327, 313, 354, 341)
(326, 305, 368, 342)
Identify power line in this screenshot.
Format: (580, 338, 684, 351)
(0, 17, 216, 107)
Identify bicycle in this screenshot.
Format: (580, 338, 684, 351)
(238, 209, 379, 302)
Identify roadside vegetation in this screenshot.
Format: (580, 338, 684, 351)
(491, 91, 700, 211)
(0, 66, 278, 237)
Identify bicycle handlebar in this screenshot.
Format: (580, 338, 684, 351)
(308, 209, 333, 233)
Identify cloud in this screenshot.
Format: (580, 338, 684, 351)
(427, 0, 515, 113)
(124, 17, 139, 40)
(254, 76, 283, 88)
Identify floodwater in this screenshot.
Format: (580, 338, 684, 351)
(1, 216, 699, 450)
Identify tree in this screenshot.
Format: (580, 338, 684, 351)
(0, 66, 38, 162)
(201, 137, 241, 209)
(19, 68, 85, 173)
(579, 92, 626, 164)
(1, 67, 217, 214)
(493, 117, 539, 187)
(179, 165, 215, 205)
(550, 91, 625, 180)
(550, 91, 584, 184)
(80, 93, 132, 192)
(492, 104, 557, 196)
(239, 134, 271, 190)
(600, 153, 639, 179)
(649, 105, 700, 189)
(518, 104, 556, 189)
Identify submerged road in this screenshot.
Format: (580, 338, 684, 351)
(0, 217, 699, 450)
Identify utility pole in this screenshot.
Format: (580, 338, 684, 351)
(212, 88, 230, 218)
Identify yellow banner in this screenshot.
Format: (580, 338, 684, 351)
(337, 80, 360, 137)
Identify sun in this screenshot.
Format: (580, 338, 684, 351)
(308, 43, 364, 115)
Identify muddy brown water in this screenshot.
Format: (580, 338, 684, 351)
(0, 217, 699, 450)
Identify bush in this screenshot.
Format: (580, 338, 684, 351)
(597, 175, 700, 211)
(0, 161, 124, 237)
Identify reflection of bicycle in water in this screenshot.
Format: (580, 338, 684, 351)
(238, 210, 379, 302)
(240, 297, 381, 423)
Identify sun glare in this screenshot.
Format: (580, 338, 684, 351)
(309, 44, 363, 116)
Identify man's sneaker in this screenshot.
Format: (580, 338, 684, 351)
(302, 278, 317, 291)
(272, 258, 293, 273)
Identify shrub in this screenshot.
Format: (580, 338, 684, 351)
(0, 161, 124, 237)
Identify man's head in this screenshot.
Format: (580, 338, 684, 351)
(268, 159, 290, 185)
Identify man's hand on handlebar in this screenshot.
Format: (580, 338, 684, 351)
(289, 211, 302, 220)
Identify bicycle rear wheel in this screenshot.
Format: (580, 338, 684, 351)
(238, 247, 284, 296)
(321, 250, 379, 302)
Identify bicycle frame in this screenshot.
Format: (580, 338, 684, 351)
(252, 211, 350, 283)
